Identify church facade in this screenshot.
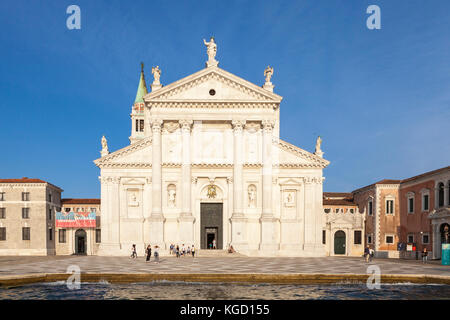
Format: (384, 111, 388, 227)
(94, 40, 330, 256)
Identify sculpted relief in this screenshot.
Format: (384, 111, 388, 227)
(284, 190, 296, 207)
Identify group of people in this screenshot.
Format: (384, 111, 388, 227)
(169, 244, 196, 258)
(130, 244, 160, 263)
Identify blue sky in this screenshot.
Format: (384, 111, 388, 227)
(0, 0, 449, 197)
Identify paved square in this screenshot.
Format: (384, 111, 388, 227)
(0, 255, 449, 276)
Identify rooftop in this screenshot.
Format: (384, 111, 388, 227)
(62, 198, 101, 205)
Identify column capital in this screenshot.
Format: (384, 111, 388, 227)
(150, 118, 163, 131)
(262, 119, 275, 132)
(232, 119, 246, 132)
(179, 119, 193, 132)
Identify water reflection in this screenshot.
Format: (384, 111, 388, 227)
(0, 282, 449, 300)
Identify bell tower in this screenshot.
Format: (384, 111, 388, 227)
(129, 62, 148, 144)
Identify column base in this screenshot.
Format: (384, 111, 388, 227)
(148, 215, 166, 249)
(178, 215, 195, 245)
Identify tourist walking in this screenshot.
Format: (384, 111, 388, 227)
(154, 245, 160, 263)
(146, 245, 152, 262)
(169, 244, 174, 255)
(369, 248, 374, 262)
(176, 245, 180, 258)
(422, 248, 428, 263)
(213, 239, 217, 249)
(364, 245, 370, 263)
(131, 244, 137, 259)
(191, 245, 195, 257)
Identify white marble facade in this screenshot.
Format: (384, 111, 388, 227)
(94, 41, 330, 256)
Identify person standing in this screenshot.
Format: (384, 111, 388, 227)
(131, 244, 137, 259)
(176, 245, 180, 258)
(213, 239, 217, 249)
(146, 245, 152, 262)
(364, 245, 370, 263)
(154, 245, 160, 263)
(422, 248, 428, 263)
(191, 245, 195, 257)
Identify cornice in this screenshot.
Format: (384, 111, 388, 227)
(144, 67, 282, 103)
(94, 137, 152, 167)
(277, 139, 330, 168)
(147, 101, 278, 110)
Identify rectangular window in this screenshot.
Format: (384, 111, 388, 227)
(22, 227, 30, 240)
(423, 195, 429, 211)
(368, 201, 373, 216)
(48, 193, 52, 202)
(354, 231, 362, 244)
(22, 208, 30, 219)
(135, 119, 139, 132)
(408, 198, 414, 213)
(49, 228, 53, 241)
(96, 229, 101, 243)
(59, 229, 66, 243)
(0, 208, 5, 219)
(335, 208, 339, 213)
(350, 208, 354, 213)
(407, 234, 414, 243)
(367, 234, 372, 244)
(0, 192, 4, 201)
(422, 234, 429, 244)
(139, 119, 144, 132)
(22, 192, 30, 201)
(386, 200, 394, 214)
(48, 208, 52, 220)
(90, 208, 97, 213)
(386, 235, 394, 244)
(0, 228, 5, 241)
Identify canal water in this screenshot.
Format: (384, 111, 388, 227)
(0, 281, 449, 299)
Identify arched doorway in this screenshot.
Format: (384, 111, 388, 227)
(334, 230, 346, 255)
(75, 229, 87, 255)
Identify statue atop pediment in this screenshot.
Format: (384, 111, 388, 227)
(203, 37, 218, 67)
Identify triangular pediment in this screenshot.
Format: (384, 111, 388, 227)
(277, 139, 330, 169)
(144, 66, 282, 103)
(94, 138, 152, 168)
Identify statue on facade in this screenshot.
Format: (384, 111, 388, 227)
(168, 188, 176, 207)
(101, 135, 109, 157)
(203, 37, 218, 67)
(264, 66, 274, 84)
(152, 66, 161, 85)
(314, 136, 323, 157)
(262, 66, 274, 92)
(248, 185, 256, 208)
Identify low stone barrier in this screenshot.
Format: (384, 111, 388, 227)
(1, 273, 450, 287)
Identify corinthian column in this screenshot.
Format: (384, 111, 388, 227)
(260, 119, 278, 252)
(262, 119, 274, 217)
(232, 120, 246, 216)
(230, 119, 248, 251)
(149, 118, 165, 248)
(180, 119, 193, 216)
(178, 119, 195, 245)
(151, 119, 163, 217)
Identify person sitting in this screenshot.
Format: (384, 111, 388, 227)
(228, 245, 235, 253)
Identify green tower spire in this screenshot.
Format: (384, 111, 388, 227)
(134, 62, 148, 104)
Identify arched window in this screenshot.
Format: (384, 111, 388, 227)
(438, 182, 444, 207)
